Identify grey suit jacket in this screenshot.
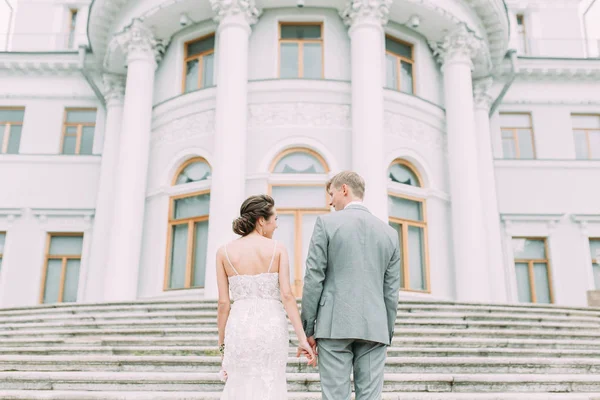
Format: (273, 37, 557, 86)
(300, 204, 401, 345)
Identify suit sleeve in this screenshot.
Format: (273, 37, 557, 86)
(300, 216, 328, 337)
(383, 237, 401, 344)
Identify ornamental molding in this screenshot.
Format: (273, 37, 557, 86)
(152, 111, 215, 148)
(102, 73, 126, 105)
(505, 0, 582, 9)
(106, 18, 168, 68)
(429, 23, 486, 68)
(340, 0, 393, 27)
(248, 103, 351, 129)
(473, 77, 494, 111)
(0, 52, 81, 73)
(210, 0, 261, 25)
(384, 111, 446, 151)
(494, 57, 600, 81)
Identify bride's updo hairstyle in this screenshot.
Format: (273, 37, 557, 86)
(233, 194, 275, 237)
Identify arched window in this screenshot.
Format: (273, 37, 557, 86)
(269, 148, 330, 296)
(387, 159, 430, 292)
(165, 158, 211, 291)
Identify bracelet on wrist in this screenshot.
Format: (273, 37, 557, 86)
(219, 343, 225, 356)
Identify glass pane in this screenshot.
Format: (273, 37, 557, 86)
(187, 36, 215, 57)
(389, 163, 420, 187)
(590, 240, 600, 260)
(594, 264, 600, 290)
(176, 161, 211, 185)
(273, 152, 325, 174)
(512, 238, 545, 260)
(202, 53, 215, 87)
(385, 54, 397, 89)
(80, 126, 94, 155)
(169, 223, 188, 289)
(185, 59, 199, 93)
(386, 38, 412, 59)
(0, 109, 24, 122)
(500, 113, 531, 128)
(515, 262, 532, 302)
(0, 232, 5, 253)
(63, 259, 80, 302)
(281, 25, 321, 39)
(174, 194, 210, 220)
(574, 131, 589, 159)
(62, 135, 77, 155)
(303, 43, 322, 79)
(49, 236, 83, 256)
(0, 258, 2, 274)
(388, 196, 422, 221)
(408, 226, 426, 290)
(533, 263, 551, 303)
(66, 110, 96, 124)
(389, 222, 404, 288)
(43, 259, 62, 304)
(192, 220, 209, 287)
(571, 115, 600, 129)
(280, 43, 299, 78)
(502, 139, 517, 159)
(7, 125, 22, 154)
(0, 125, 5, 153)
(400, 62, 413, 94)
(501, 129, 514, 139)
(273, 214, 295, 285)
(271, 186, 327, 209)
(517, 129, 534, 159)
(590, 132, 600, 159)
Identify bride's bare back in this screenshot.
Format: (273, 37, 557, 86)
(222, 236, 280, 277)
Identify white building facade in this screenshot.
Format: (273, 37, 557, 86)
(0, 0, 598, 309)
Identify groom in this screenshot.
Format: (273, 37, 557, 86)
(299, 171, 401, 400)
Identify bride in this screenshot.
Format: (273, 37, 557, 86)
(216, 194, 316, 399)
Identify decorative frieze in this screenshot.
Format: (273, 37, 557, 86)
(384, 111, 446, 151)
(247, 103, 351, 129)
(152, 111, 215, 147)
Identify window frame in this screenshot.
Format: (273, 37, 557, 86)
(164, 189, 211, 291)
(278, 22, 324, 79)
(171, 156, 212, 186)
(571, 114, 600, 160)
(61, 108, 97, 155)
(0, 231, 5, 263)
(516, 13, 528, 55)
(499, 112, 537, 159)
(67, 8, 78, 49)
(385, 35, 416, 94)
(269, 147, 330, 174)
(0, 106, 24, 154)
(512, 237, 554, 304)
(182, 33, 216, 93)
(388, 159, 422, 187)
(39, 232, 84, 304)
(591, 238, 600, 289)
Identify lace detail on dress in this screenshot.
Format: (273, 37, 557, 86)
(229, 273, 281, 302)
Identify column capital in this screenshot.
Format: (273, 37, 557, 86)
(473, 77, 494, 111)
(210, 0, 261, 26)
(429, 23, 484, 69)
(113, 19, 167, 66)
(340, 0, 392, 29)
(102, 73, 126, 106)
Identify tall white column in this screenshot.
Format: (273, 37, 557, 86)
(204, 0, 260, 298)
(473, 78, 509, 303)
(341, 0, 391, 222)
(103, 19, 164, 302)
(83, 74, 125, 303)
(430, 23, 490, 302)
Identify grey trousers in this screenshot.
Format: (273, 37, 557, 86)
(317, 338, 387, 400)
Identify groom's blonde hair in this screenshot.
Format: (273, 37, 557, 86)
(326, 171, 365, 199)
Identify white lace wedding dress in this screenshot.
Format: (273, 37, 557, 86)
(221, 242, 289, 399)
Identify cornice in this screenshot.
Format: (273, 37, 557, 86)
(495, 56, 600, 81)
(0, 52, 81, 73)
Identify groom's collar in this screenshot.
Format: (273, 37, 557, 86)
(343, 201, 369, 213)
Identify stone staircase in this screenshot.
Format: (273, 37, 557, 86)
(1, 299, 600, 399)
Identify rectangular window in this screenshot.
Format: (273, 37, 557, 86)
(385, 36, 415, 94)
(388, 194, 429, 292)
(62, 108, 96, 155)
(41, 233, 83, 304)
(516, 14, 528, 55)
(572, 114, 600, 160)
(0, 108, 24, 154)
(67, 9, 78, 49)
(166, 192, 210, 290)
(499, 113, 536, 159)
(279, 23, 323, 79)
(512, 238, 553, 304)
(591, 239, 600, 290)
(183, 34, 215, 93)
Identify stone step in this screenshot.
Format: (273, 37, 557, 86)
(1, 392, 600, 400)
(2, 317, 599, 333)
(1, 355, 599, 374)
(2, 371, 600, 392)
(2, 345, 600, 359)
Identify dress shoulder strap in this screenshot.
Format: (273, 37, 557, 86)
(267, 240, 278, 273)
(223, 245, 239, 276)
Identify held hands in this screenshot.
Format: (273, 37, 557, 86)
(296, 336, 318, 367)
